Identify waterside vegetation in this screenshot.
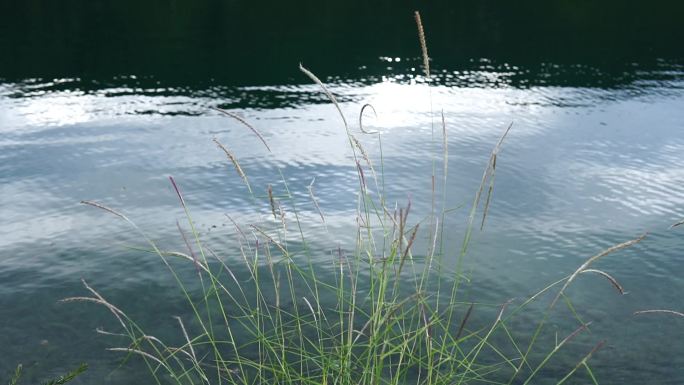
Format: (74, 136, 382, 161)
(13, 11, 681, 385)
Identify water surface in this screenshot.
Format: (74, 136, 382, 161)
(1, 1, 684, 384)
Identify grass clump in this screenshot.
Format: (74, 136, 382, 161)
(66, 12, 648, 385)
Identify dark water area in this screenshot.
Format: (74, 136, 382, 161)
(1, 1, 684, 384)
(1, 0, 683, 85)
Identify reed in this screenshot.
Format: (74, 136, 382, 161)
(213, 137, 252, 193)
(414, 11, 430, 79)
(212, 107, 272, 153)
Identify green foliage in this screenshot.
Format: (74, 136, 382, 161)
(64, 16, 641, 385)
(41, 363, 88, 385)
(6, 363, 87, 385)
(68, 78, 635, 384)
(7, 364, 21, 385)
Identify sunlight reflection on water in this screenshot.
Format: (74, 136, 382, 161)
(1, 64, 684, 383)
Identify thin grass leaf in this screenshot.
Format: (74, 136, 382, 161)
(398, 224, 420, 276)
(420, 303, 433, 341)
(176, 220, 202, 275)
(96, 327, 127, 337)
(40, 363, 87, 385)
(168, 176, 187, 210)
(277, 201, 287, 230)
(164, 346, 196, 362)
(299, 64, 348, 131)
(250, 225, 287, 255)
(428, 217, 439, 265)
(479, 121, 513, 231)
(462, 123, 512, 255)
(583, 362, 600, 385)
(61, 279, 128, 329)
(137, 334, 166, 348)
(351, 134, 373, 170)
(162, 251, 209, 272)
(267, 184, 277, 220)
(456, 299, 512, 385)
(107, 348, 170, 371)
(80, 200, 128, 221)
(173, 316, 198, 362)
(213, 137, 252, 193)
(455, 303, 474, 341)
(442, 109, 448, 188)
(8, 364, 22, 385)
(480, 153, 497, 231)
(359, 103, 378, 134)
(551, 233, 646, 308)
(634, 309, 684, 318)
(302, 297, 318, 323)
(356, 160, 367, 193)
(212, 107, 271, 152)
(556, 340, 606, 385)
(308, 178, 326, 224)
(224, 213, 248, 242)
(559, 322, 592, 347)
(581, 269, 626, 295)
(522, 323, 592, 385)
(670, 218, 684, 228)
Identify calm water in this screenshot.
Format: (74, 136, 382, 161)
(1, 1, 684, 384)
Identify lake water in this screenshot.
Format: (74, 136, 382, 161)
(1, 1, 684, 384)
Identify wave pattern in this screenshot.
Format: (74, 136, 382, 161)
(1, 64, 683, 383)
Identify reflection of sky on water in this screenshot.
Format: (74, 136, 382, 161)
(1, 65, 684, 382)
(2, 67, 683, 249)
(2, 69, 684, 262)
